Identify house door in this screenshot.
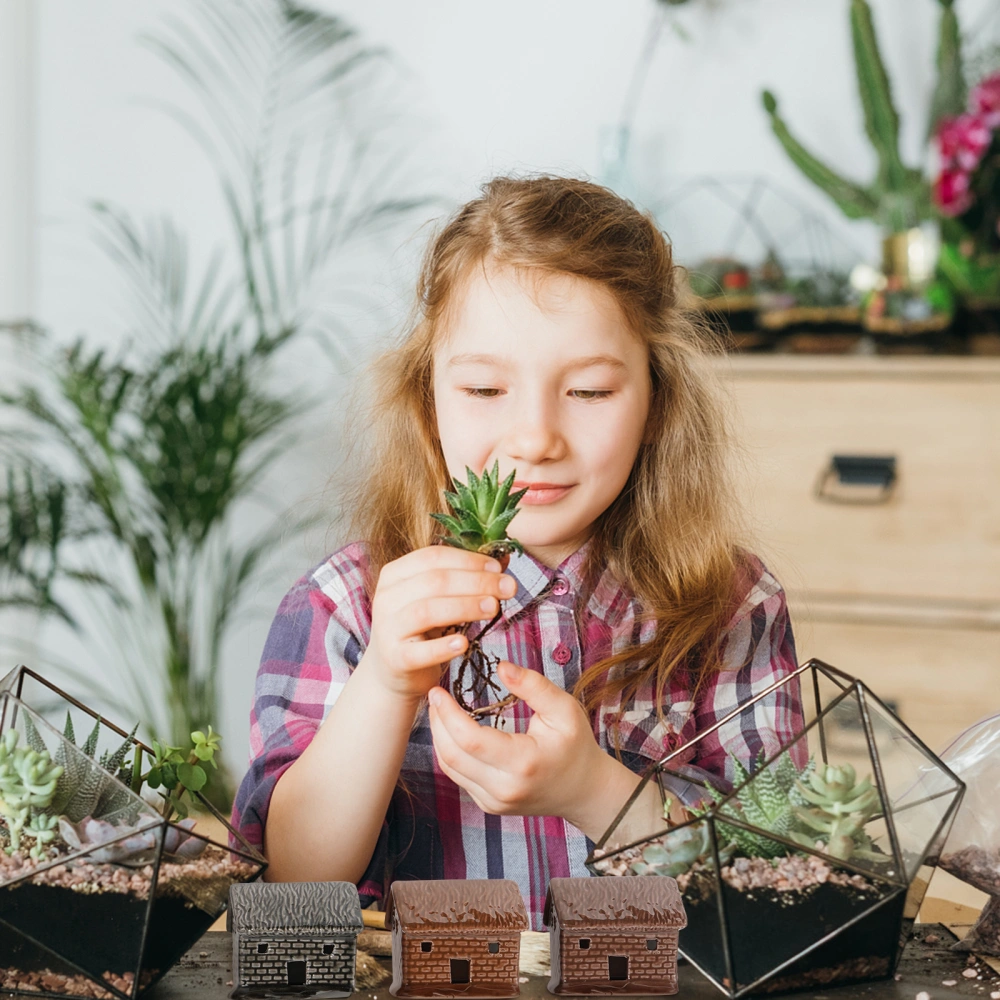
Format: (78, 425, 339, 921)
(287, 961, 307, 986)
(450, 959, 470, 984)
(608, 955, 629, 981)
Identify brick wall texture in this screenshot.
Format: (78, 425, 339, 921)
(236, 933, 354, 988)
(394, 931, 520, 988)
(556, 929, 679, 989)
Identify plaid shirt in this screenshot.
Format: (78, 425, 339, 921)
(231, 538, 803, 930)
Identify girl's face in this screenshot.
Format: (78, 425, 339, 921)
(432, 265, 652, 569)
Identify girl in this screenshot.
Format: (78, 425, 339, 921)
(231, 174, 803, 931)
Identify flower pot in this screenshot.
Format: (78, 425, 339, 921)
(0, 665, 266, 999)
(587, 659, 965, 998)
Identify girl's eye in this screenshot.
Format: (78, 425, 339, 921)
(461, 388, 613, 401)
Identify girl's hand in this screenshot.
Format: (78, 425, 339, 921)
(426, 660, 609, 827)
(362, 545, 518, 704)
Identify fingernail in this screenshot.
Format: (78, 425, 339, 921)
(428, 688, 441, 707)
(485, 559, 502, 572)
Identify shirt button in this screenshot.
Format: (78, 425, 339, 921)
(551, 577, 570, 596)
(552, 643, 572, 665)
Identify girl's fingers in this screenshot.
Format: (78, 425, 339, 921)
(381, 546, 501, 589)
(400, 631, 467, 670)
(398, 595, 497, 642)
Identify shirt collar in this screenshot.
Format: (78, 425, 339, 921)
(501, 536, 631, 627)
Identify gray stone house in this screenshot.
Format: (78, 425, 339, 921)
(543, 876, 687, 996)
(228, 881, 364, 998)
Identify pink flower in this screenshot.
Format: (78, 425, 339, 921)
(937, 113, 992, 171)
(970, 72, 1000, 129)
(934, 167, 974, 217)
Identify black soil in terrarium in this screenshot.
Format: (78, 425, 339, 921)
(677, 858, 904, 994)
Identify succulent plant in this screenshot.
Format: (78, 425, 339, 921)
(22, 712, 141, 824)
(429, 462, 527, 721)
(0, 729, 64, 855)
(705, 749, 814, 860)
(430, 461, 527, 571)
(789, 762, 883, 862)
(629, 820, 735, 878)
(58, 815, 206, 865)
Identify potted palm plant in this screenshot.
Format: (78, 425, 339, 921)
(0, 0, 440, 809)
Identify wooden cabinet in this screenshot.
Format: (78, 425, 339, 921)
(716, 355, 1000, 755)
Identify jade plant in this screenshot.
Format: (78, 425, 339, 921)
(430, 461, 527, 723)
(0, 712, 223, 863)
(761, 0, 966, 234)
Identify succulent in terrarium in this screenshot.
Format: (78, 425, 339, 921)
(705, 750, 814, 860)
(788, 762, 883, 862)
(0, 730, 64, 857)
(1, 710, 221, 863)
(701, 752, 883, 865)
(430, 461, 527, 724)
(629, 819, 735, 878)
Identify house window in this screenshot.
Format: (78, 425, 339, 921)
(421, 941, 433, 952)
(287, 961, 307, 986)
(608, 955, 629, 981)
(323, 944, 334, 955)
(450, 959, 470, 984)
(579, 938, 591, 949)
(488, 942, 499, 953)
(257, 943, 268, 954)
(646, 939, 657, 950)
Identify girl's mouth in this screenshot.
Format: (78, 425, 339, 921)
(519, 485, 573, 505)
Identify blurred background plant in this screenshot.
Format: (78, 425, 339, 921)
(761, 0, 966, 239)
(0, 0, 439, 809)
(933, 66, 1000, 300)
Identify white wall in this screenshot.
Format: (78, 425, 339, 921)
(13, 0, 1000, 779)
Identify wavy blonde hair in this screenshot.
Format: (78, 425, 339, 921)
(332, 172, 757, 764)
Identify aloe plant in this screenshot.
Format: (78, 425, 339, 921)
(761, 0, 967, 233)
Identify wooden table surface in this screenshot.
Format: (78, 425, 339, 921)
(145, 924, 1000, 1000)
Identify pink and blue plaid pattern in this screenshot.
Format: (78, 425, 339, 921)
(232, 538, 803, 930)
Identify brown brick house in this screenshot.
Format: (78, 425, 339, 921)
(385, 878, 529, 998)
(543, 876, 687, 996)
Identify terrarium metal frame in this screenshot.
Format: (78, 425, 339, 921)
(0, 664, 267, 1000)
(585, 658, 966, 998)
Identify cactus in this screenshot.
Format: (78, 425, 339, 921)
(761, 0, 965, 233)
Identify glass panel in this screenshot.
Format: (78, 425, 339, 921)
(858, 690, 964, 882)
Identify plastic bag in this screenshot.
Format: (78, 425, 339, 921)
(937, 714, 1000, 955)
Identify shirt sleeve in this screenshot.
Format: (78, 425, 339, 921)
(689, 559, 806, 786)
(229, 568, 389, 906)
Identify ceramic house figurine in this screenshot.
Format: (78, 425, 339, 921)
(385, 878, 529, 998)
(228, 881, 364, 998)
(543, 876, 687, 995)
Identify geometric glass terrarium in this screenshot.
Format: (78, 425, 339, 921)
(0, 665, 266, 999)
(587, 659, 965, 998)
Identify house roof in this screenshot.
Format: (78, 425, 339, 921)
(543, 876, 686, 930)
(228, 881, 363, 933)
(385, 879, 529, 934)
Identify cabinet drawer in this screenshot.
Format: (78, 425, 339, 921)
(719, 357, 1000, 606)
